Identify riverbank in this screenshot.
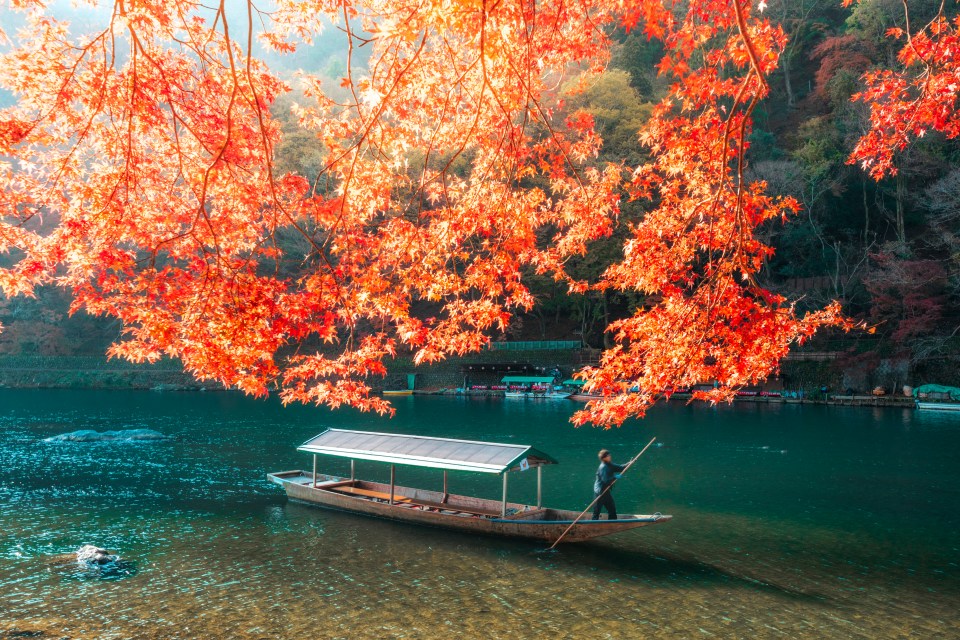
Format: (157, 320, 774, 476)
(413, 387, 921, 409)
(0, 352, 922, 410)
(0, 355, 219, 391)
(0, 349, 593, 393)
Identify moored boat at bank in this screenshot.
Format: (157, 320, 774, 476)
(268, 429, 670, 543)
(916, 401, 960, 412)
(913, 384, 960, 411)
(500, 375, 571, 399)
(503, 388, 572, 399)
(561, 379, 607, 402)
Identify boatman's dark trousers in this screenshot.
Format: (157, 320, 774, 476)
(592, 491, 618, 520)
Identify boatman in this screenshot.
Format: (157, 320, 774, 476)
(592, 449, 626, 520)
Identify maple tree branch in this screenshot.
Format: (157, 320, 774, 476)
(733, 0, 769, 91)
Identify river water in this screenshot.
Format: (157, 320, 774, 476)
(0, 389, 957, 639)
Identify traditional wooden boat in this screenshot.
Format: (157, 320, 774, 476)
(503, 389, 572, 399)
(568, 393, 602, 402)
(916, 401, 960, 412)
(381, 389, 413, 396)
(500, 375, 570, 399)
(268, 429, 670, 543)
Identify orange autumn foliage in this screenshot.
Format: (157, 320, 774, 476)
(0, 0, 870, 427)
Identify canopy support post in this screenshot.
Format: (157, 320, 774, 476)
(312, 454, 317, 488)
(501, 472, 508, 517)
(442, 471, 448, 503)
(537, 465, 542, 508)
(390, 465, 395, 505)
(350, 459, 355, 483)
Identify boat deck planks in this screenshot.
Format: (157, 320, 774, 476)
(332, 485, 413, 503)
(325, 483, 502, 517)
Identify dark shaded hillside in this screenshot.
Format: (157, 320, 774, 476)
(513, 1, 960, 391)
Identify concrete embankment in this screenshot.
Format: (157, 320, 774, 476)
(0, 351, 917, 409)
(0, 355, 218, 391)
(0, 349, 588, 392)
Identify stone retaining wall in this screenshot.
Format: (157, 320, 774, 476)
(376, 349, 587, 391)
(0, 350, 848, 395)
(0, 355, 218, 390)
(0, 350, 589, 392)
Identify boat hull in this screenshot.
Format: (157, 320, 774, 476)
(503, 391, 572, 400)
(568, 393, 603, 402)
(916, 401, 960, 411)
(268, 471, 670, 543)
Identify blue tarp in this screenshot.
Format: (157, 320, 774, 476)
(912, 384, 960, 400)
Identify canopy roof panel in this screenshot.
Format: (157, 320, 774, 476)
(298, 429, 558, 474)
(501, 375, 555, 384)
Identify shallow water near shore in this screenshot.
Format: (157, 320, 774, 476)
(1, 389, 958, 639)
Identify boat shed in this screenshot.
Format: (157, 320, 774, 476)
(500, 375, 556, 385)
(459, 363, 536, 373)
(298, 429, 559, 515)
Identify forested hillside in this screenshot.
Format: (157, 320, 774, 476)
(510, 0, 960, 389)
(1, 0, 958, 402)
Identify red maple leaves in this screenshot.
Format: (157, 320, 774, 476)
(847, 3, 960, 179)
(572, 0, 849, 425)
(2, 0, 930, 426)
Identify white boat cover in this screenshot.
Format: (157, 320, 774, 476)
(298, 429, 558, 474)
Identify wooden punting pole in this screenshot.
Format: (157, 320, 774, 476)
(501, 472, 508, 517)
(537, 465, 542, 508)
(389, 465, 396, 504)
(547, 437, 657, 550)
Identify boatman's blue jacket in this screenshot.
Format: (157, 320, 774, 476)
(594, 461, 626, 495)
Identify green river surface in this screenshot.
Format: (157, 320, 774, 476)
(0, 389, 958, 639)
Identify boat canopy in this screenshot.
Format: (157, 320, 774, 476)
(562, 379, 585, 386)
(298, 429, 558, 474)
(500, 375, 555, 384)
(912, 383, 960, 400)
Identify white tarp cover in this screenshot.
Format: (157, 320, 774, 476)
(298, 429, 558, 474)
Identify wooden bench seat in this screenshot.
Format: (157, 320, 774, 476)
(502, 508, 546, 520)
(331, 486, 412, 503)
(327, 485, 504, 517)
(410, 498, 500, 517)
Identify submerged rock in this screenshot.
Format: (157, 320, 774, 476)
(43, 428, 170, 443)
(47, 545, 138, 581)
(76, 545, 116, 565)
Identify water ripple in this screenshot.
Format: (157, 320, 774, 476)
(0, 390, 957, 639)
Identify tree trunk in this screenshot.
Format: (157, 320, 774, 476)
(862, 179, 870, 243)
(602, 291, 612, 350)
(895, 172, 906, 244)
(783, 51, 796, 107)
(533, 310, 546, 339)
